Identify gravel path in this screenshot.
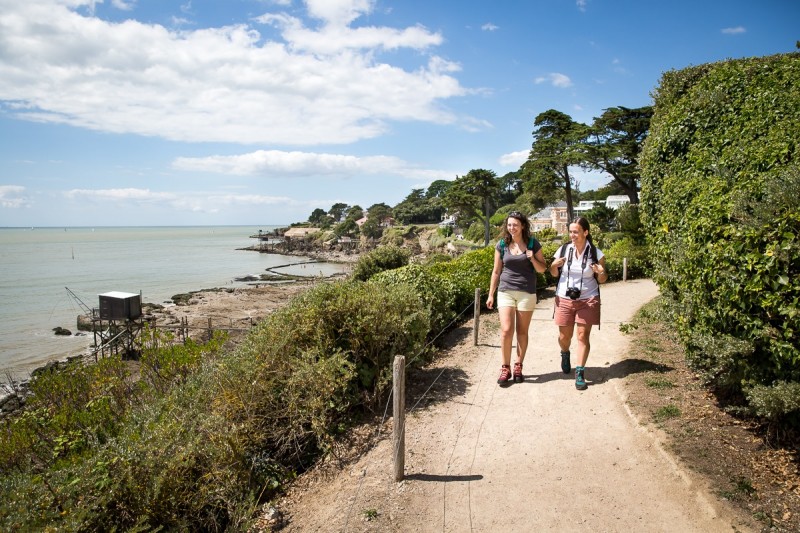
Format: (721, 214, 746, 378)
(275, 279, 753, 532)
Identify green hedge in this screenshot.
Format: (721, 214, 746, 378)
(640, 52, 800, 417)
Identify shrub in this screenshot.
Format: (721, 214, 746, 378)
(640, 52, 800, 417)
(534, 227, 557, 242)
(603, 237, 651, 281)
(746, 381, 800, 424)
(463, 221, 486, 243)
(351, 244, 410, 281)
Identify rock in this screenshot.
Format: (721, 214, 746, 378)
(77, 314, 94, 331)
(53, 326, 72, 336)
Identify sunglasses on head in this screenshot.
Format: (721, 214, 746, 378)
(508, 211, 525, 218)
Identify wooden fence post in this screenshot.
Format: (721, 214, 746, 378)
(623, 258, 628, 282)
(473, 288, 481, 346)
(393, 355, 406, 482)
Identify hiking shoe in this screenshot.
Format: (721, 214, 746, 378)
(560, 350, 571, 374)
(575, 366, 587, 390)
(497, 365, 512, 386)
(513, 362, 524, 383)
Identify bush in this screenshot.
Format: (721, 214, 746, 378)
(463, 221, 486, 243)
(534, 227, 557, 242)
(0, 241, 507, 530)
(746, 381, 800, 424)
(603, 237, 651, 281)
(351, 244, 410, 281)
(640, 52, 800, 416)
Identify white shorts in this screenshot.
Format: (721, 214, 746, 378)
(497, 290, 537, 312)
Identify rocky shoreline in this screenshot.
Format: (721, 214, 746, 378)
(0, 259, 353, 419)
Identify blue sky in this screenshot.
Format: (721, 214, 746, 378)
(0, 0, 797, 227)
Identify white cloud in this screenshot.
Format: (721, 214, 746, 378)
(576, 0, 587, 12)
(481, 23, 499, 31)
(0, 0, 471, 146)
(63, 187, 292, 214)
(0, 185, 29, 208)
(498, 150, 528, 168)
(304, 0, 374, 26)
(111, 0, 135, 10)
(65, 188, 177, 202)
(721, 26, 746, 35)
(172, 149, 454, 181)
(534, 73, 573, 88)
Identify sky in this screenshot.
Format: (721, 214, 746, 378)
(0, 0, 797, 227)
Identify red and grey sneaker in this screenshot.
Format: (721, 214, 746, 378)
(497, 364, 512, 386)
(513, 362, 524, 383)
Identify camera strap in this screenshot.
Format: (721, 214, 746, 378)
(566, 244, 589, 294)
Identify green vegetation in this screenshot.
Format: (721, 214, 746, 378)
(653, 404, 681, 422)
(5, 49, 797, 530)
(0, 242, 498, 530)
(640, 52, 800, 427)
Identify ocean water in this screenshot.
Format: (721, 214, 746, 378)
(0, 226, 348, 380)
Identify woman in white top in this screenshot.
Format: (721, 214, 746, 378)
(548, 217, 608, 390)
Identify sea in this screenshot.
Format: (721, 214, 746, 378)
(0, 226, 349, 382)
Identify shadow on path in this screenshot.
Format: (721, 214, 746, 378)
(405, 473, 483, 483)
(518, 358, 674, 387)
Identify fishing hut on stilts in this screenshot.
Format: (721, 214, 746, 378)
(93, 292, 145, 359)
(69, 287, 147, 361)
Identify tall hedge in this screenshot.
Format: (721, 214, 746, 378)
(640, 53, 800, 413)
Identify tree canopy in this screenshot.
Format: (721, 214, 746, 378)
(443, 168, 500, 245)
(520, 109, 588, 221)
(584, 106, 653, 204)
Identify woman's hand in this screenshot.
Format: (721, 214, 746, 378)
(591, 261, 608, 283)
(486, 294, 494, 310)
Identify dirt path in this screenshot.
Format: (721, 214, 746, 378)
(274, 280, 754, 532)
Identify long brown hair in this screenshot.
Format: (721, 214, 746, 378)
(501, 211, 532, 245)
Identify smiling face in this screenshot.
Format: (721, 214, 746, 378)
(569, 222, 588, 245)
(506, 216, 523, 236)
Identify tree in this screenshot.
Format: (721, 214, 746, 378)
(328, 202, 349, 222)
(442, 168, 500, 246)
(393, 188, 442, 224)
(497, 171, 523, 207)
(584, 106, 653, 204)
(366, 203, 393, 225)
(361, 217, 382, 239)
(346, 205, 364, 221)
(583, 203, 617, 231)
(520, 110, 588, 221)
(425, 179, 452, 199)
(308, 208, 328, 225)
(333, 218, 359, 238)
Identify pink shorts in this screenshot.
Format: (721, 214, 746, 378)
(554, 296, 601, 327)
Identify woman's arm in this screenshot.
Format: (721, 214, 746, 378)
(531, 248, 547, 273)
(486, 249, 502, 309)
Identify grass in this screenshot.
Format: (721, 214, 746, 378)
(645, 376, 675, 389)
(653, 404, 681, 423)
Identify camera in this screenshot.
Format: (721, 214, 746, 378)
(565, 286, 581, 300)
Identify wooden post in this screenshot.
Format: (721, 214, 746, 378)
(393, 355, 406, 482)
(623, 258, 628, 282)
(473, 288, 481, 346)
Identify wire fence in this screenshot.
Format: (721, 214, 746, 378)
(341, 293, 482, 531)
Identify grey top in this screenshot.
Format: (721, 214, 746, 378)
(496, 238, 542, 294)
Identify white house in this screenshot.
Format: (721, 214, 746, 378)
(573, 200, 602, 214)
(605, 195, 631, 210)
